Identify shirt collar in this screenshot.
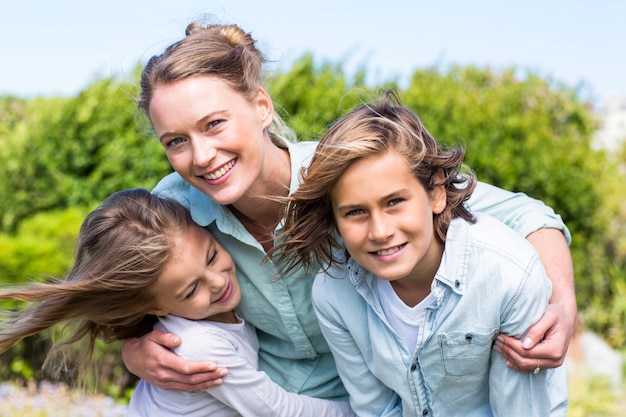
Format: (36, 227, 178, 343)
(345, 217, 471, 298)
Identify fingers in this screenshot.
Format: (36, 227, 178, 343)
(154, 368, 229, 392)
(520, 307, 557, 350)
(146, 329, 182, 349)
(494, 334, 565, 373)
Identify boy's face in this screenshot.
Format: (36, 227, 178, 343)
(330, 148, 446, 289)
(150, 224, 241, 323)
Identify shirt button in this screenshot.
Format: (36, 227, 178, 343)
(291, 325, 299, 332)
(410, 364, 417, 371)
(454, 280, 461, 288)
(422, 409, 429, 416)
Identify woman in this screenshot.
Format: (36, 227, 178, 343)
(122, 21, 576, 399)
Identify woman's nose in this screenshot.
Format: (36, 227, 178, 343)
(191, 138, 217, 168)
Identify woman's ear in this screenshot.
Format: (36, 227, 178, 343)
(255, 87, 274, 129)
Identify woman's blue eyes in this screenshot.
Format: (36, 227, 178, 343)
(164, 119, 224, 148)
(166, 137, 185, 147)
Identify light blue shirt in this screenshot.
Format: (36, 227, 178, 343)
(312, 214, 562, 416)
(153, 139, 570, 401)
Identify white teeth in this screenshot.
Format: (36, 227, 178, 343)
(204, 160, 235, 180)
(376, 245, 401, 256)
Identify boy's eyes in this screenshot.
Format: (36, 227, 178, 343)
(344, 198, 405, 216)
(345, 208, 366, 217)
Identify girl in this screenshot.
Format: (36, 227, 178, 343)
(123, 20, 575, 398)
(272, 92, 567, 416)
(0, 188, 354, 417)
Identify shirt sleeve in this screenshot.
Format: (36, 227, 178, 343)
(181, 325, 355, 417)
(489, 253, 553, 415)
(151, 172, 192, 208)
(467, 181, 571, 244)
(312, 278, 403, 417)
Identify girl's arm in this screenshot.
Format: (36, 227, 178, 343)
(468, 181, 576, 369)
(142, 320, 355, 417)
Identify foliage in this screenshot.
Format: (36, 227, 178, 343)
(266, 53, 381, 141)
(0, 76, 171, 232)
(0, 208, 137, 398)
(567, 372, 626, 416)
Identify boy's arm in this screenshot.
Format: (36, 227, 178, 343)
(495, 228, 576, 371)
(468, 182, 576, 370)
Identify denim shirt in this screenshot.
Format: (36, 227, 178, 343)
(312, 214, 554, 416)
(153, 138, 569, 402)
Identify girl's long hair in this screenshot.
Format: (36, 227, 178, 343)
(0, 188, 192, 387)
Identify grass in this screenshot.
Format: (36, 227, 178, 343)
(0, 371, 624, 416)
(0, 380, 127, 417)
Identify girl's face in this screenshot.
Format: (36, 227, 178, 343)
(150, 224, 241, 323)
(330, 149, 446, 286)
(148, 76, 275, 206)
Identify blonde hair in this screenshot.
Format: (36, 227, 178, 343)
(273, 91, 476, 274)
(0, 189, 193, 386)
(137, 21, 295, 145)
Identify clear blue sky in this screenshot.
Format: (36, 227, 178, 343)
(2, 0, 624, 108)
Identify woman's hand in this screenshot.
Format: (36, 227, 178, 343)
(122, 329, 228, 391)
(494, 303, 573, 373)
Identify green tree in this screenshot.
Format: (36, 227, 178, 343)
(267, 54, 376, 141)
(0, 74, 170, 232)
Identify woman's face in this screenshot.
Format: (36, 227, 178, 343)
(149, 76, 275, 206)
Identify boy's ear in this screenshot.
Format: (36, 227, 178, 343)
(431, 185, 447, 214)
(431, 170, 447, 215)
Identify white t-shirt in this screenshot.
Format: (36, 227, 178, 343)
(377, 279, 436, 353)
(127, 314, 354, 417)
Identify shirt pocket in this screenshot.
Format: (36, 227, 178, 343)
(438, 330, 498, 376)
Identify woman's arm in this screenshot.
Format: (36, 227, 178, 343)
(122, 329, 228, 391)
(468, 182, 576, 370)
